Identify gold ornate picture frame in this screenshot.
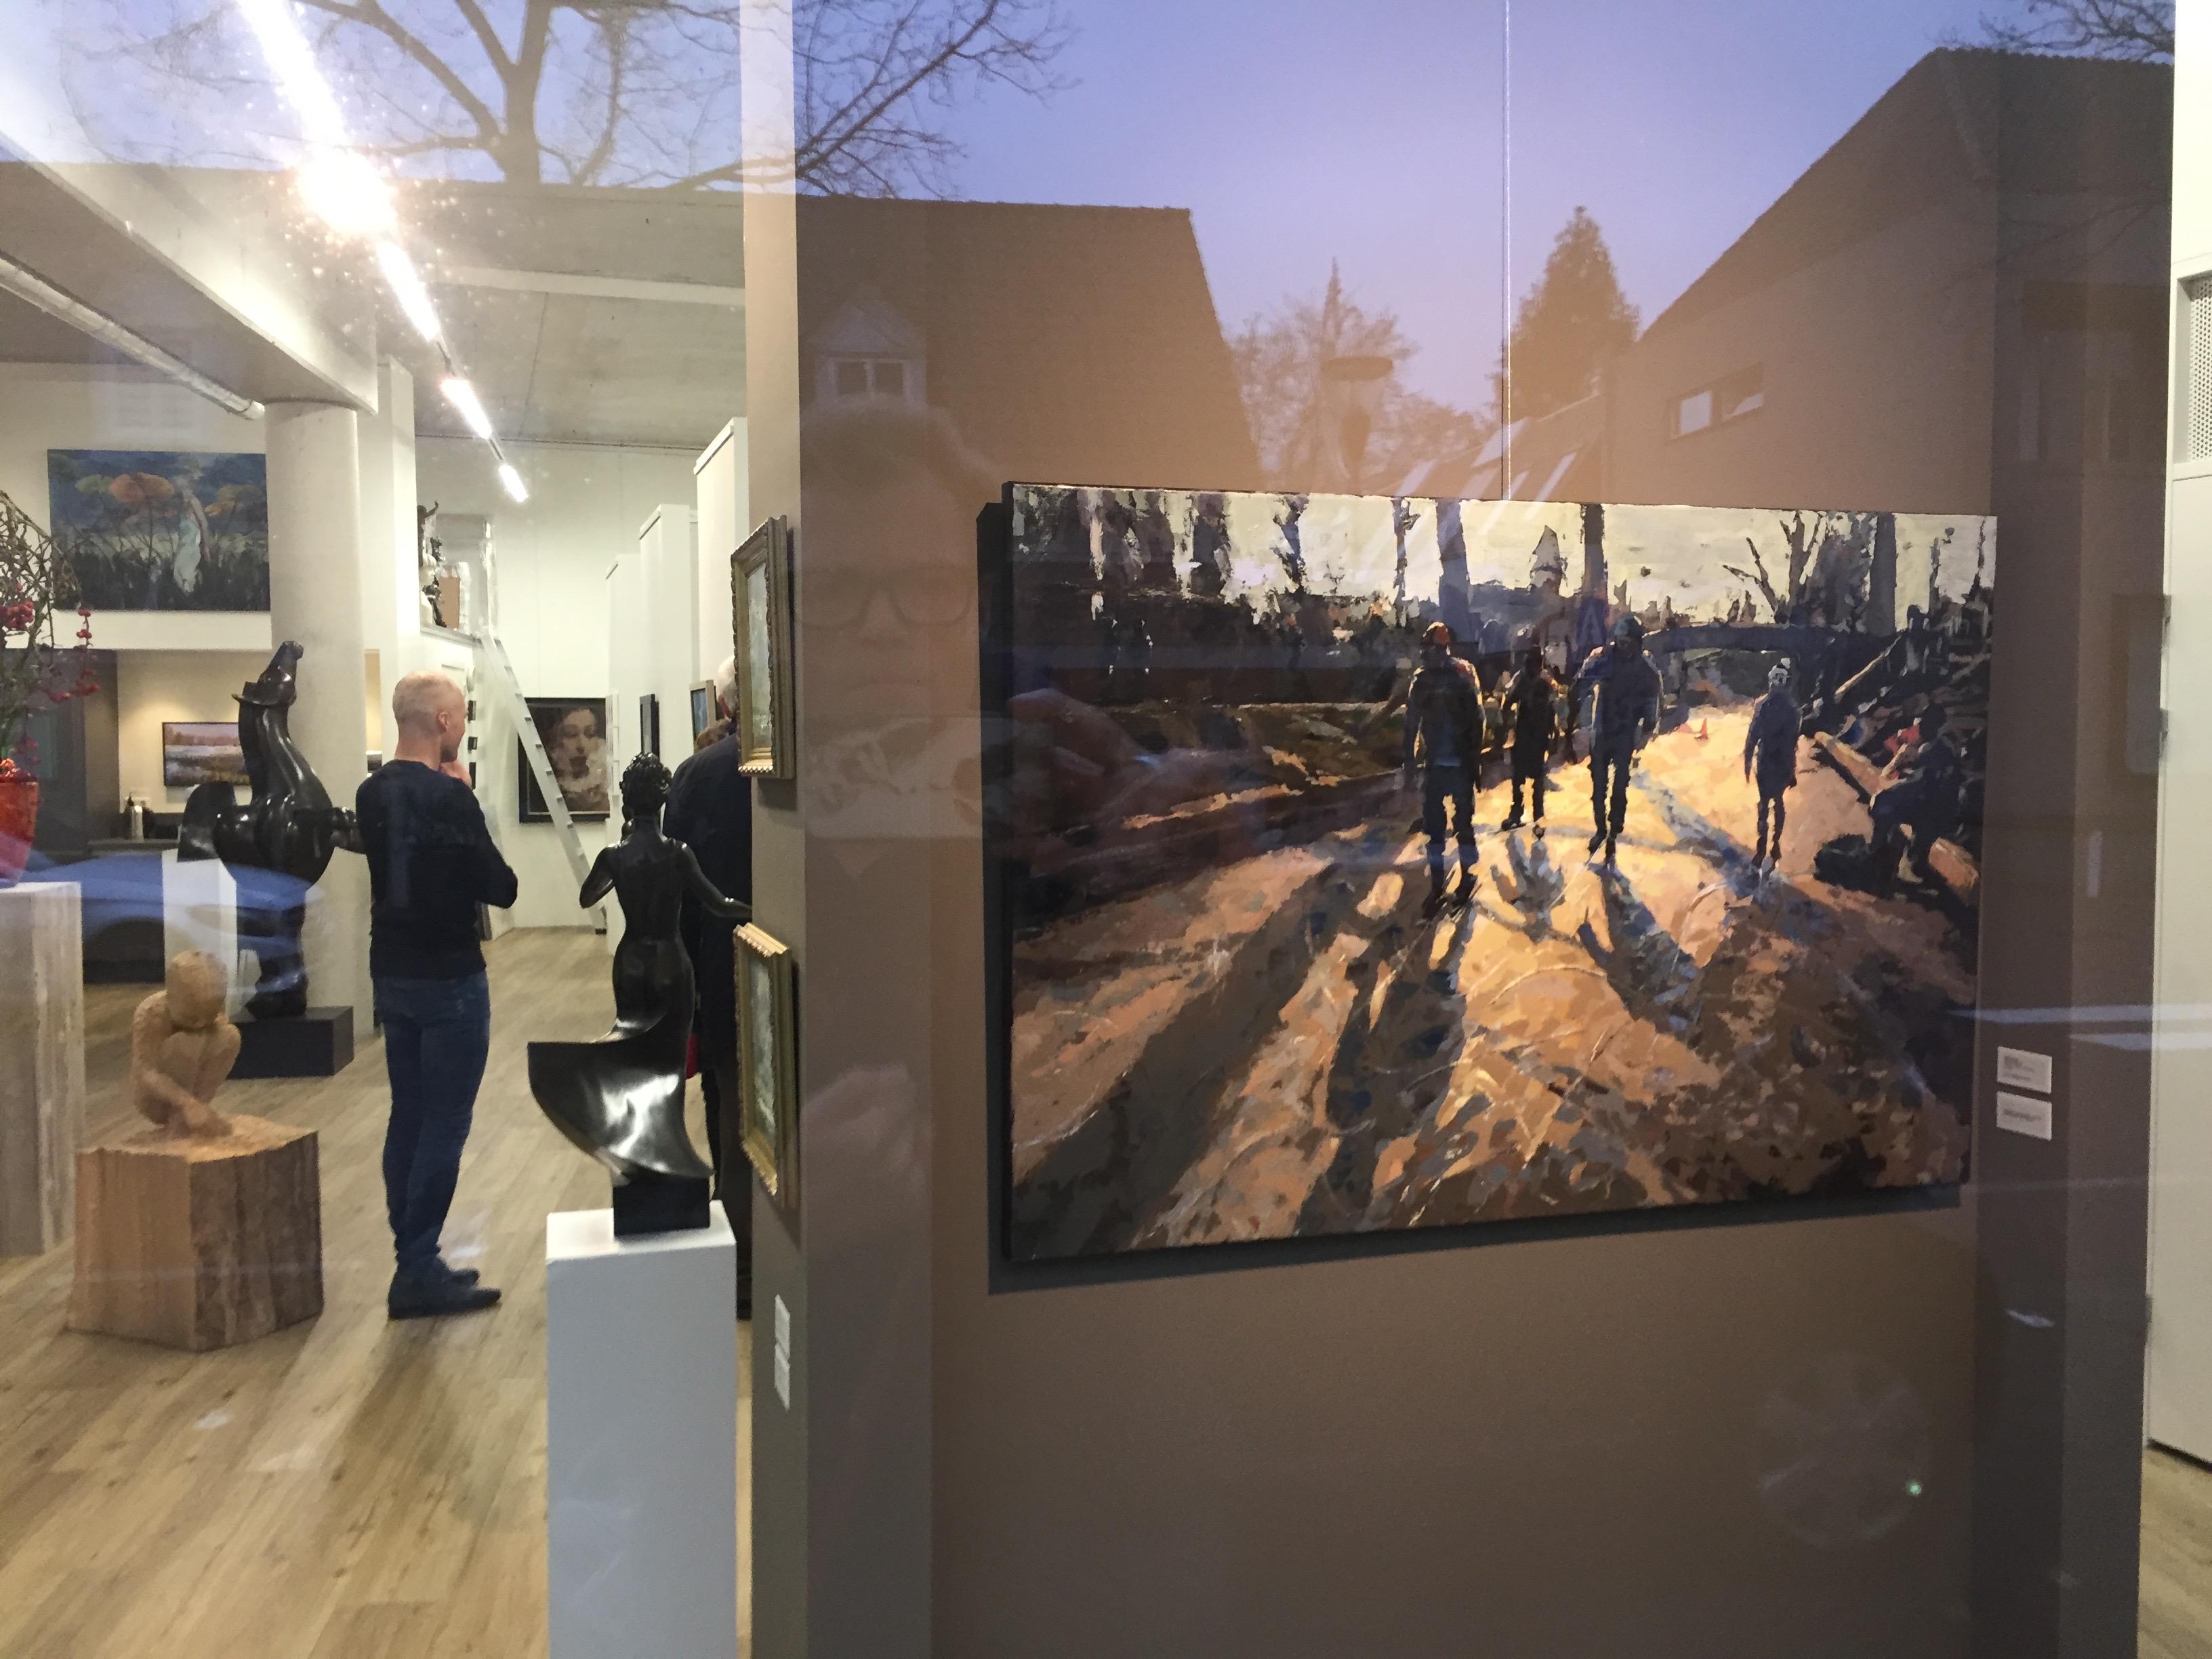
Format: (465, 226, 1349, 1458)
(735, 921, 798, 1206)
(731, 516, 796, 779)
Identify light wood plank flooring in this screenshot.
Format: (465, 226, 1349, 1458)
(0, 930, 750, 1659)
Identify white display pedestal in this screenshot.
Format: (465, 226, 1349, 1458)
(546, 1206, 737, 1659)
(0, 882, 85, 1256)
(161, 851, 248, 1017)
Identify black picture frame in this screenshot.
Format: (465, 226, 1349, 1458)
(518, 695, 612, 823)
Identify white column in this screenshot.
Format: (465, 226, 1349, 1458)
(355, 360, 422, 753)
(266, 401, 371, 1030)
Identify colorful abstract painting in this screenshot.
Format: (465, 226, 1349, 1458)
(47, 450, 269, 612)
(987, 485, 1992, 1260)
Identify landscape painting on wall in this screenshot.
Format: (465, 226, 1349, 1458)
(47, 450, 269, 611)
(985, 484, 1992, 1261)
(161, 722, 247, 787)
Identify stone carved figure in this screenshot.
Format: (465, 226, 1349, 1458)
(180, 640, 361, 1019)
(527, 753, 750, 1235)
(131, 950, 243, 1136)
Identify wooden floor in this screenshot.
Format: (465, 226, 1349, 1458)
(9, 933, 2212, 1655)
(0, 929, 750, 1659)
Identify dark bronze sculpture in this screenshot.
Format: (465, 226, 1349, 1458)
(180, 641, 361, 1019)
(527, 752, 750, 1236)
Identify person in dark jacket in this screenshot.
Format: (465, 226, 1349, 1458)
(357, 670, 518, 1320)
(662, 655, 756, 1316)
(1498, 638, 1557, 836)
(1871, 702, 1964, 889)
(1574, 614, 1663, 863)
(1743, 661, 1801, 869)
(1402, 621, 1485, 911)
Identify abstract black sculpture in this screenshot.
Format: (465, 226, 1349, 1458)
(179, 640, 360, 1019)
(527, 752, 750, 1236)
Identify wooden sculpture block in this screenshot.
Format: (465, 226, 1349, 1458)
(0, 882, 85, 1256)
(69, 1115, 323, 1351)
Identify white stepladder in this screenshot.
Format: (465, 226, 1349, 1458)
(480, 634, 602, 930)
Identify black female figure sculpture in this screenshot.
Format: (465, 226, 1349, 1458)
(528, 752, 750, 1236)
(179, 640, 360, 1019)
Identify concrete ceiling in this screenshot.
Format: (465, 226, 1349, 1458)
(398, 182, 745, 453)
(0, 166, 742, 453)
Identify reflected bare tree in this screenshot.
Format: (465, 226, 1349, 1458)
(1969, 0, 2173, 60)
(57, 0, 1071, 192)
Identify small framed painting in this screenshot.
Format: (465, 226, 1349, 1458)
(735, 921, 799, 1205)
(689, 680, 717, 744)
(638, 691, 661, 760)
(731, 516, 795, 779)
(518, 696, 611, 822)
(161, 721, 247, 787)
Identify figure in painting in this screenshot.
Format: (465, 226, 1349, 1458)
(1400, 621, 1484, 912)
(130, 950, 241, 1137)
(1744, 661, 1801, 871)
(527, 753, 751, 1236)
(1870, 702, 1964, 889)
(1497, 634, 1557, 836)
(1574, 613, 1662, 863)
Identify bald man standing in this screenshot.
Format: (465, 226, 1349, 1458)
(356, 671, 518, 1319)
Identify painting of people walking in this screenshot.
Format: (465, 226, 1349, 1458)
(47, 450, 270, 611)
(986, 484, 1992, 1261)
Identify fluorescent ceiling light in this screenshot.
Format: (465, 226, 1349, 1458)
(497, 462, 529, 504)
(233, 0, 352, 150)
(442, 376, 494, 440)
(0, 250, 263, 420)
(375, 241, 441, 342)
(297, 150, 394, 241)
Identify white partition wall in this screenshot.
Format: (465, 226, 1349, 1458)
(695, 418, 748, 680)
(2148, 0, 2212, 1463)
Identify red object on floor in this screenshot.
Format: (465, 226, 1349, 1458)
(0, 769, 37, 886)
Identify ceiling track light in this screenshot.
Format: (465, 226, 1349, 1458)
(441, 375, 494, 441)
(497, 462, 529, 504)
(0, 250, 264, 420)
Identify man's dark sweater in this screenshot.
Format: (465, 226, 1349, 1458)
(663, 734, 754, 1049)
(356, 760, 520, 980)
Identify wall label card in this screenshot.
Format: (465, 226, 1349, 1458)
(1996, 1092, 2055, 1141)
(1995, 1046, 2054, 1094)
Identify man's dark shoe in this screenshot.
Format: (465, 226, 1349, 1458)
(389, 1269, 501, 1321)
(1604, 834, 1618, 865)
(1587, 827, 1607, 854)
(1500, 808, 1523, 832)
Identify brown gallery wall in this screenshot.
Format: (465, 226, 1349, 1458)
(749, 47, 2163, 1656)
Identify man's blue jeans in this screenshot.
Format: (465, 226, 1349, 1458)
(375, 971, 491, 1278)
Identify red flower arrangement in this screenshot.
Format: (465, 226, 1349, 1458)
(0, 489, 96, 783)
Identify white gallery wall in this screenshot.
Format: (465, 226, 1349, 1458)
(415, 434, 701, 928)
(112, 650, 277, 811)
(0, 363, 272, 654)
(2148, 0, 2212, 1460)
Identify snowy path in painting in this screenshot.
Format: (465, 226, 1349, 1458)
(1007, 709, 1975, 1259)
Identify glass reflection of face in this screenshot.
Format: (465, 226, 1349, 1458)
(803, 463, 975, 736)
(550, 708, 600, 779)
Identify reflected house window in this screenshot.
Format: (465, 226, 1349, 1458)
(1669, 365, 1762, 439)
(810, 283, 927, 408)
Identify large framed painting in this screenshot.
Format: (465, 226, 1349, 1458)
(735, 922, 799, 1206)
(985, 483, 1994, 1262)
(731, 517, 796, 778)
(161, 721, 247, 787)
(47, 449, 268, 611)
(519, 696, 611, 822)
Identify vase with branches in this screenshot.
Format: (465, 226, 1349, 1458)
(0, 491, 96, 881)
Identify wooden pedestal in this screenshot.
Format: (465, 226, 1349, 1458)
(68, 1115, 324, 1351)
(0, 882, 85, 1256)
